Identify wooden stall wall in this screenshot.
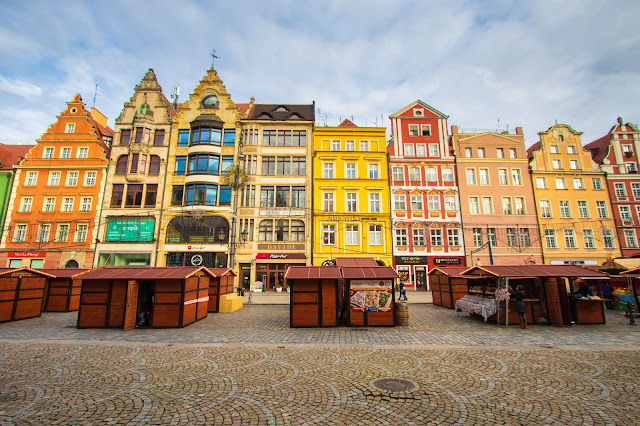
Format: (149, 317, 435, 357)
(44, 277, 82, 312)
(431, 273, 444, 307)
(153, 279, 182, 327)
(108, 280, 127, 327)
(291, 279, 320, 327)
(220, 275, 234, 295)
(574, 299, 605, 324)
(321, 279, 339, 327)
(78, 280, 110, 328)
(0, 277, 16, 322)
(0, 273, 47, 322)
(208, 273, 234, 313)
(179, 274, 209, 327)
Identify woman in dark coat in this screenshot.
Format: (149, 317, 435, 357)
(509, 285, 527, 329)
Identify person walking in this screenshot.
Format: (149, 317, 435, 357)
(508, 285, 527, 329)
(399, 281, 408, 301)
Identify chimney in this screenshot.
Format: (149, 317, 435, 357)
(451, 125, 459, 134)
(515, 127, 523, 135)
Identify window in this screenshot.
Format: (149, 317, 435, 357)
(615, 183, 626, 197)
(632, 183, 640, 197)
(368, 163, 379, 179)
(392, 167, 404, 182)
(592, 178, 603, 190)
(274, 219, 289, 241)
(323, 163, 334, 179)
(369, 225, 382, 245)
(416, 144, 426, 156)
(323, 192, 334, 212)
(125, 184, 143, 207)
(345, 163, 356, 179)
(545, 229, 557, 248)
(111, 184, 124, 207)
(408, 167, 421, 182)
(262, 130, 277, 146)
(550, 145, 559, 154)
(61, 148, 71, 159)
(26, 172, 38, 186)
(567, 145, 577, 154)
(497, 148, 504, 158)
(13, 224, 27, 242)
(502, 197, 512, 215)
(115, 156, 128, 175)
(464, 148, 472, 158)
(445, 195, 457, 211)
(498, 169, 508, 185)
(359, 140, 369, 151)
(559, 200, 571, 218)
(19, 197, 32, 212)
(540, 200, 552, 218)
(428, 144, 439, 157)
(569, 160, 579, 170)
(369, 193, 380, 212)
(555, 178, 567, 190)
(171, 185, 184, 206)
(177, 129, 190, 146)
(275, 187, 291, 207)
(625, 230, 638, 248)
(66, 172, 78, 186)
(291, 186, 305, 208)
(552, 159, 562, 169)
(395, 229, 408, 246)
(536, 177, 547, 189)
(520, 228, 531, 247)
(411, 195, 423, 211)
(511, 169, 522, 185)
(583, 229, 596, 249)
(509, 148, 517, 159)
(152, 129, 165, 146)
(473, 228, 483, 246)
(487, 228, 497, 246)
(507, 228, 517, 246)
(394, 194, 406, 210)
(331, 140, 340, 151)
(43, 197, 55, 213)
(65, 123, 75, 133)
(469, 197, 479, 214)
(620, 206, 632, 220)
(409, 124, 419, 136)
(564, 229, 576, 249)
(243, 129, 258, 145)
(596, 201, 608, 218)
(421, 124, 431, 136)
(346, 225, 359, 245)
(74, 224, 88, 243)
(44, 147, 54, 159)
(56, 224, 69, 242)
(577, 201, 589, 218)
(427, 195, 440, 211)
(477, 148, 485, 158)
(466, 169, 476, 185)
(442, 168, 454, 182)
(430, 228, 443, 246)
(292, 130, 306, 146)
(413, 228, 426, 246)
(345, 140, 355, 151)
(62, 197, 74, 212)
(323, 225, 335, 245)
(191, 127, 222, 146)
(37, 224, 50, 242)
(448, 229, 460, 246)
(80, 197, 92, 212)
(346, 193, 357, 212)
(573, 178, 584, 190)
(188, 153, 220, 175)
(258, 220, 273, 241)
(84, 172, 96, 186)
(185, 183, 220, 206)
(623, 144, 633, 153)
(482, 197, 492, 214)
(175, 156, 187, 175)
(77, 147, 88, 159)
(291, 157, 306, 175)
(515, 197, 525, 214)
(260, 187, 275, 207)
(627, 163, 637, 173)
(426, 167, 437, 182)
(479, 169, 489, 185)
(119, 129, 132, 146)
(404, 144, 415, 156)
(603, 228, 615, 249)
(48, 171, 60, 186)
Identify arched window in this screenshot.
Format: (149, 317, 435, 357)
(291, 220, 305, 241)
(165, 215, 229, 244)
(65, 260, 79, 268)
(115, 155, 128, 175)
(259, 219, 273, 241)
(148, 155, 161, 175)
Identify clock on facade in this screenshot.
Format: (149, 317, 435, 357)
(202, 93, 219, 108)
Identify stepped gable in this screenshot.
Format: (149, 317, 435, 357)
(117, 68, 171, 124)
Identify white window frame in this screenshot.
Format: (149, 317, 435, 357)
(84, 172, 96, 186)
(44, 147, 54, 159)
(60, 147, 71, 159)
(346, 225, 359, 245)
(430, 228, 443, 246)
(482, 197, 493, 214)
(43, 197, 56, 213)
(345, 140, 355, 151)
(56, 224, 69, 242)
(359, 140, 369, 151)
(511, 169, 522, 185)
(368, 163, 379, 179)
(394, 194, 406, 211)
(48, 171, 60, 186)
(66, 171, 79, 186)
(345, 163, 357, 179)
(80, 197, 92, 212)
(391, 166, 404, 182)
(545, 229, 557, 249)
(564, 229, 576, 249)
(625, 230, 638, 248)
(408, 124, 419, 136)
(583, 229, 596, 249)
(428, 143, 439, 157)
(369, 192, 380, 213)
(404, 144, 415, 156)
(14, 224, 27, 242)
(65, 123, 75, 133)
(26, 172, 38, 186)
(416, 144, 427, 157)
(411, 195, 423, 211)
(322, 163, 334, 179)
(346, 193, 357, 212)
(427, 195, 440, 211)
(469, 197, 479, 214)
(536, 177, 547, 189)
(62, 197, 74, 212)
(77, 147, 89, 158)
(413, 228, 425, 246)
(369, 224, 382, 245)
(421, 124, 431, 136)
(20, 197, 32, 212)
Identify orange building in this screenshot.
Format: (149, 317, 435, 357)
(0, 94, 113, 268)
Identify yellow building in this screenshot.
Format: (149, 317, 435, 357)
(528, 124, 621, 265)
(313, 120, 392, 266)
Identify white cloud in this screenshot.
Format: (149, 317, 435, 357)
(0, 76, 42, 97)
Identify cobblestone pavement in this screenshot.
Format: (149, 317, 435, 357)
(1, 304, 639, 424)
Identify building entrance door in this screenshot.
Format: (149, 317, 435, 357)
(415, 267, 427, 290)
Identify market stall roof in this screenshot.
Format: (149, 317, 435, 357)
(73, 266, 216, 280)
(341, 266, 399, 280)
(36, 268, 88, 278)
(602, 257, 640, 271)
(206, 268, 237, 277)
(620, 265, 640, 275)
(427, 267, 468, 277)
(334, 257, 379, 267)
(285, 266, 341, 280)
(460, 265, 609, 279)
(0, 267, 55, 278)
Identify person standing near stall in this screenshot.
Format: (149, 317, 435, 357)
(509, 285, 527, 329)
(398, 281, 407, 301)
(600, 281, 614, 309)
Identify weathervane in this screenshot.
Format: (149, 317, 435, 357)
(210, 50, 220, 68)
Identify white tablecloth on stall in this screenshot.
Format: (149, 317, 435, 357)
(455, 295, 498, 322)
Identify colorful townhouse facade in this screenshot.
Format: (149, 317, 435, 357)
(0, 144, 33, 239)
(528, 124, 621, 265)
(313, 120, 392, 268)
(95, 69, 173, 266)
(451, 126, 543, 266)
(584, 117, 640, 257)
(388, 101, 463, 290)
(0, 94, 113, 268)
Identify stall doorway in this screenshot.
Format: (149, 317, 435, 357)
(136, 281, 154, 327)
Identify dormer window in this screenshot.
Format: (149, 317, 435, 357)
(259, 113, 272, 119)
(289, 113, 301, 119)
(276, 106, 288, 112)
(413, 109, 423, 116)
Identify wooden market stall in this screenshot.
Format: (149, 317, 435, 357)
(206, 268, 237, 312)
(38, 268, 87, 312)
(428, 267, 469, 309)
(0, 268, 54, 323)
(458, 265, 608, 326)
(343, 266, 399, 327)
(77, 266, 213, 330)
(286, 266, 342, 327)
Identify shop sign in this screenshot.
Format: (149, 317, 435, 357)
(550, 260, 598, 266)
(257, 243, 305, 250)
(395, 256, 429, 265)
(256, 253, 307, 260)
(187, 245, 205, 250)
(259, 209, 305, 216)
(8, 252, 45, 258)
(106, 219, 154, 242)
(434, 257, 462, 265)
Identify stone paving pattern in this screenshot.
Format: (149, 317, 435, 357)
(1, 304, 639, 424)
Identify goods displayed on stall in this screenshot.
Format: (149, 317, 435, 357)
(455, 294, 498, 322)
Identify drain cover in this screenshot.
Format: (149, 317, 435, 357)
(373, 378, 415, 392)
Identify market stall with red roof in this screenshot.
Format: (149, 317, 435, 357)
(0, 268, 54, 323)
(285, 266, 342, 327)
(428, 266, 469, 309)
(343, 266, 399, 327)
(38, 268, 87, 312)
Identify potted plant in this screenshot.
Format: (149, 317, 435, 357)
(286, 285, 290, 293)
(276, 285, 283, 293)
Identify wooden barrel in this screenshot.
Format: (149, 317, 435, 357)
(396, 302, 409, 326)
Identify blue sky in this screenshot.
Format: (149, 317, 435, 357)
(0, 0, 638, 147)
